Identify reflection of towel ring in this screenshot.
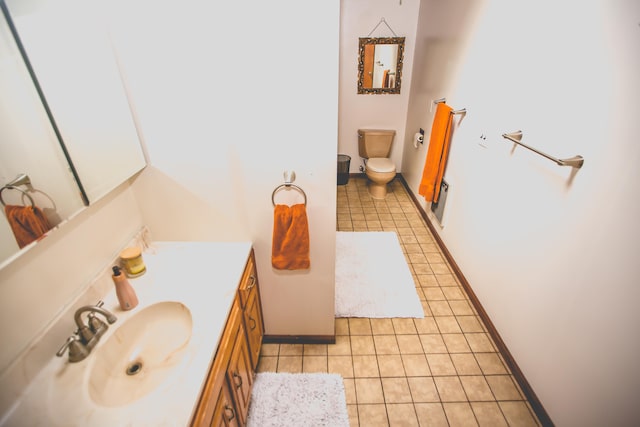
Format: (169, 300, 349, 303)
(271, 184, 307, 207)
(0, 186, 35, 207)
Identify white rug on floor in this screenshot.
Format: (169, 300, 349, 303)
(246, 372, 349, 427)
(335, 231, 424, 318)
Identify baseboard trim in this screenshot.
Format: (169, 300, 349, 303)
(398, 174, 554, 427)
(263, 335, 336, 345)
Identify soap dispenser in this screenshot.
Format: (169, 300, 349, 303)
(112, 265, 139, 310)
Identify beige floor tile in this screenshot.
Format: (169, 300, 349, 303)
(434, 376, 468, 402)
(256, 356, 277, 373)
(374, 335, 400, 354)
(415, 403, 449, 427)
(381, 377, 413, 404)
(343, 378, 357, 404)
(449, 300, 475, 316)
(279, 343, 303, 356)
(426, 354, 458, 376)
(475, 352, 508, 375)
(441, 286, 465, 300)
(397, 335, 424, 354)
(450, 353, 482, 375)
(386, 403, 419, 426)
(499, 401, 540, 427)
(259, 343, 279, 356)
(302, 355, 327, 373)
(428, 300, 454, 316)
(465, 333, 496, 353)
(358, 404, 389, 427)
(443, 402, 479, 427)
(348, 404, 360, 427)
(352, 335, 376, 355)
(328, 355, 354, 378)
(435, 274, 458, 286)
(407, 377, 440, 402)
(460, 376, 494, 401)
(486, 375, 523, 400)
(350, 318, 373, 335)
(303, 343, 328, 356)
(420, 334, 448, 353)
(353, 355, 380, 377)
(442, 333, 472, 353)
(471, 401, 508, 427)
(371, 318, 395, 335)
(276, 356, 302, 373)
(456, 315, 485, 333)
(355, 378, 385, 404)
(401, 354, 431, 377)
(414, 317, 439, 334)
(335, 318, 350, 335)
(435, 316, 462, 333)
(377, 354, 406, 377)
(392, 318, 418, 334)
(328, 335, 352, 356)
(423, 287, 446, 301)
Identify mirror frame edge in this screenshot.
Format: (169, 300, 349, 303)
(357, 36, 405, 95)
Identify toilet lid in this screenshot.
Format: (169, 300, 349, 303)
(367, 158, 396, 173)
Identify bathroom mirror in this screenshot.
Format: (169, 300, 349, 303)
(0, 0, 146, 268)
(357, 37, 405, 94)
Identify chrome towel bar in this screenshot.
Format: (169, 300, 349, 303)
(502, 131, 584, 169)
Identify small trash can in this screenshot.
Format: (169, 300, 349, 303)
(337, 154, 351, 185)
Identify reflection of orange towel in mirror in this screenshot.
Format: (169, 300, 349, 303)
(5, 205, 52, 248)
(272, 204, 310, 270)
(383, 70, 390, 88)
(419, 102, 454, 203)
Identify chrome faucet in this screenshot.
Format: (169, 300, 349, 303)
(57, 301, 117, 362)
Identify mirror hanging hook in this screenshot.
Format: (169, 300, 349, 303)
(367, 17, 398, 38)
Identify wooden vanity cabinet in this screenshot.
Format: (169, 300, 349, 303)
(191, 250, 264, 427)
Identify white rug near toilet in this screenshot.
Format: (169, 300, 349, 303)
(246, 373, 349, 427)
(335, 231, 424, 318)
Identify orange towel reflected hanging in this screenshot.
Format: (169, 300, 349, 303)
(5, 204, 51, 248)
(272, 204, 310, 270)
(418, 102, 454, 203)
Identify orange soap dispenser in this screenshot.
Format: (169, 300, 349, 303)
(112, 265, 139, 310)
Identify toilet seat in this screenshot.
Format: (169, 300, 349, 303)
(366, 158, 395, 173)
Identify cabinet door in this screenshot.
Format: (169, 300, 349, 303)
(237, 252, 257, 309)
(211, 382, 240, 427)
(244, 287, 263, 371)
(227, 320, 253, 426)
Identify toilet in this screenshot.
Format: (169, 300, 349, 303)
(358, 129, 396, 199)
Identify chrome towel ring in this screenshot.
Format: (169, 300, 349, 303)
(0, 185, 35, 207)
(271, 184, 307, 207)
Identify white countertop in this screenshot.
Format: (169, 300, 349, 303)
(2, 241, 252, 427)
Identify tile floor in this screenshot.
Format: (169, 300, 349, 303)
(257, 176, 542, 426)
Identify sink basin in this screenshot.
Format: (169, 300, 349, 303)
(88, 301, 193, 407)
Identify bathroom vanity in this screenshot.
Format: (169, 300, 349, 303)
(0, 241, 263, 426)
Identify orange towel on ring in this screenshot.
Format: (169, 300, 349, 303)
(272, 204, 310, 270)
(418, 102, 454, 203)
(5, 204, 52, 248)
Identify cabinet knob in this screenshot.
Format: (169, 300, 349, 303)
(224, 405, 235, 421)
(248, 316, 257, 331)
(247, 275, 256, 290)
(233, 371, 243, 388)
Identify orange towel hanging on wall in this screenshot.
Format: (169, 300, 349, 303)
(418, 102, 454, 203)
(272, 203, 310, 270)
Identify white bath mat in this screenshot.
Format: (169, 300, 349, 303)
(335, 231, 424, 318)
(246, 372, 349, 427)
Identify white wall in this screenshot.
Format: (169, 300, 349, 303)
(338, 0, 419, 173)
(110, 0, 340, 337)
(402, 1, 640, 425)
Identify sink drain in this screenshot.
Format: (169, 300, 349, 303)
(126, 360, 143, 376)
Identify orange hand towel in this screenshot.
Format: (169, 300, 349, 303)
(418, 102, 454, 203)
(5, 204, 52, 249)
(272, 203, 310, 270)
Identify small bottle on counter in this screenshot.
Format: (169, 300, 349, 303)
(112, 265, 139, 311)
(119, 246, 146, 277)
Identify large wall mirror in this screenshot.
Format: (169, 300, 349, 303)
(0, 0, 146, 268)
(357, 37, 405, 94)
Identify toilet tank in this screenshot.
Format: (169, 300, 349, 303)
(358, 129, 396, 158)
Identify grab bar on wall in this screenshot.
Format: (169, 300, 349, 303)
(502, 131, 584, 169)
